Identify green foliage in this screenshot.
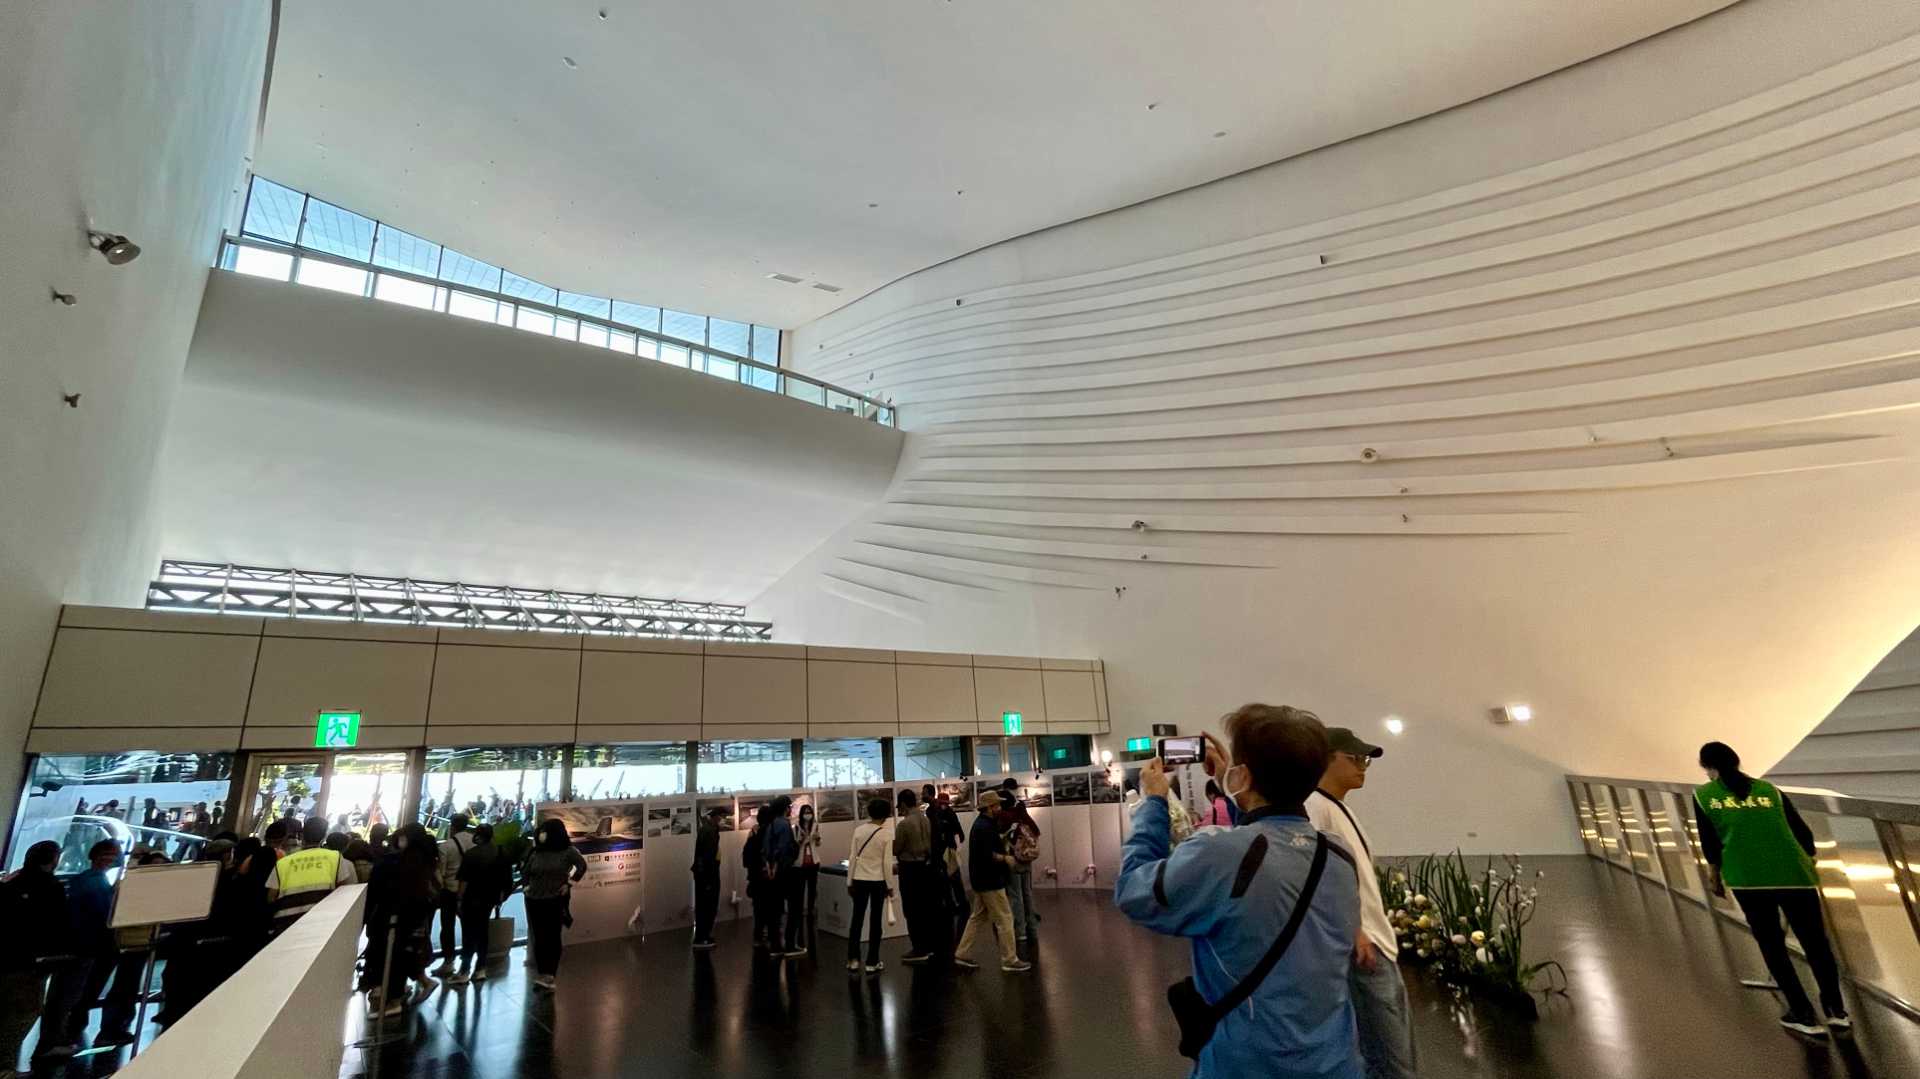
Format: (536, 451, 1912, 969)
(1377, 851, 1568, 1007)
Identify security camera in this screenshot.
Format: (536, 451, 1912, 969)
(87, 231, 141, 265)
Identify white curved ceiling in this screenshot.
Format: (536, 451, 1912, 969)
(258, 0, 1733, 329)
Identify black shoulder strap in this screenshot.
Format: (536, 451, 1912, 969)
(1210, 834, 1329, 1023)
(854, 825, 883, 861)
(1316, 790, 1370, 859)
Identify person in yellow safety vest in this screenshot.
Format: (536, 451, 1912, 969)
(267, 817, 357, 922)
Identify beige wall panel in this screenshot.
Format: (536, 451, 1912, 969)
(1041, 657, 1096, 671)
(806, 660, 898, 730)
(973, 654, 1041, 669)
(428, 645, 580, 728)
(584, 637, 704, 655)
(806, 646, 894, 663)
(575, 723, 701, 743)
(898, 721, 978, 737)
(241, 724, 425, 750)
(422, 724, 575, 747)
(806, 722, 900, 739)
(61, 606, 261, 635)
(1094, 672, 1111, 732)
(894, 650, 972, 667)
(973, 667, 1047, 730)
(577, 651, 703, 728)
(896, 665, 977, 727)
(1049, 721, 1101, 734)
(35, 628, 258, 729)
(28, 727, 241, 754)
(702, 656, 806, 728)
(435, 628, 582, 650)
(700, 723, 802, 741)
(704, 642, 806, 660)
(265, 620, 437, 644)
(1042, 670, 1099, 726)
(245, 637, 433, 730)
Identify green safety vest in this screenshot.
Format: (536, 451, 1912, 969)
(1693, 778, 1817, 889)
(277, 847, 344, 898)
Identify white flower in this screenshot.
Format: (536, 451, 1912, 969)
(1536, 869, 1546, 879)
(1450, 934, 1466, 946)
(1458, 916, 1469, 926)
(1470, 930, 1486, 945)
(1412, 894, 1428, 907)
(1475, 947, 1490, 964)
(1416, 948, 1429, 958)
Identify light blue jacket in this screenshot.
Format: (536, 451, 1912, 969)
(1115, 796, 1363, 1079)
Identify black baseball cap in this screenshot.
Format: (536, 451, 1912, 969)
(1326, 727, 1384, 759)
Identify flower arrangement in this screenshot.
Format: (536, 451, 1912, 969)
(1377, 851, 1568, 1017)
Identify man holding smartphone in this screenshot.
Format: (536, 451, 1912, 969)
(1114, 705, 1363, 1078)
(1308, 728, 1415, 1079)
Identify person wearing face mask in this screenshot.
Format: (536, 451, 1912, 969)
(1307, 728, 1413, 1079)
(1114, 704, 1363, 1079)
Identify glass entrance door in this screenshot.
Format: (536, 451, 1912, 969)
(240, 753, 327, 839)
(237, 751, 416, 840)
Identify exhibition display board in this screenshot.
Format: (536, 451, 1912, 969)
(535, 766, 1140, 948)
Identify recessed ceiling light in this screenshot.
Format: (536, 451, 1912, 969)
(867, 202, 879, 208)
(1383, 716, 1405, 736)
(956, 189, 965, 196)
(1146, 102, 1160, 111)
(597, 7, 609, 18)
(766, 273, 803, 284)
(1509, 703, 1533, 722)
(562, 56, 579, 69)
(811, 282, 843, 293)
(1213, 130, 1227, 138)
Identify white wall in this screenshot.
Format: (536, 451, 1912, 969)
(0, 3, 269, 828)
(118, 885, 365, 1079)
(1771, 628, 1920, 800)
(761, 0, 1920, 855)
(158, 272, 903, 602)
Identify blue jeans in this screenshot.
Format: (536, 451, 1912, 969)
(1005, 869, 1037, 940)
(1351, 956, 1417, 1079)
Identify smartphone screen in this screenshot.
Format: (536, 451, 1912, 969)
(1159, 736, 1202, 766)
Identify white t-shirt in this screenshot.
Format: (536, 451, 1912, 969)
(848, 821, 893, 883)
(1306, 790, 1397, 959)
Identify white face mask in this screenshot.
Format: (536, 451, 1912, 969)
(1223, 764, 1252, 810)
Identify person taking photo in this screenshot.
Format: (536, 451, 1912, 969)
(1114, 705, 1363, 1079)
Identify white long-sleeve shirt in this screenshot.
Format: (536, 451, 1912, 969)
(1306, 790, 1396, 959)
(848, 820, 893, 883)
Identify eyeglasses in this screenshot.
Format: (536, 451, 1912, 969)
(1343, 753, 1372, 770)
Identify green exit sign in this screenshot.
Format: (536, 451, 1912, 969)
(1002, 711, 1023, 735)
(1050, 747, 1068, 761)
(314, 710, 361, 748)
(1126, 737, 1152, 752)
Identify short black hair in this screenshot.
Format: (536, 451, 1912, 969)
(88, 839, 121, 862)
(920, 783, 937, 798)
(897, 789, 918, 809)
(302, 816, 330, 847)
(24, 840, 60, 871)
(450, 812, 471, 831)
(867, 798, 891, 821)
(1222, 703, 1329, 806)
(473, 823, 495, 844)
(706, 805, 726, 817)
(263, 820, 289, 843)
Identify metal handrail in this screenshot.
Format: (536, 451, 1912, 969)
(1567, 773, 1920, 825)
(218, 232, 896, 423)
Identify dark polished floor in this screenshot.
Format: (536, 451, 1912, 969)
(318, 856, 1920, 1079)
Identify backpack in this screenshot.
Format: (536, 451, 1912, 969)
(1010, 823, 1039, 865)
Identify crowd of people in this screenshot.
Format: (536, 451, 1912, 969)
(0, 804, 592, 1068)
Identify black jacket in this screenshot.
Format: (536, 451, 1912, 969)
(967, 814, 1009, 893)
(693, 820, 720, 870)
(0, 869, 69, 968)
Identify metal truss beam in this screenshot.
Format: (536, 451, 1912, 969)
(146, 560, 772, 641)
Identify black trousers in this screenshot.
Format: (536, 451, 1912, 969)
(435, 891, 460, 960)
(526, 896, 567, 977)
(899, 862, 945, 956)
(692, 865, 720, 943)
(457, 903, 492, 969)
(799, 864, 820, 913)
(847, 880, 888, 965)
(1733, 887, 1845, 1018)
(782, 869, 807, 950)
(946, 865, 968, 939)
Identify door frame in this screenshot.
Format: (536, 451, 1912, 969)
(234, 751, 332, 837)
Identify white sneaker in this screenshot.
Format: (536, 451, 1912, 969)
(847, 959, 862, 974)
(532, 975, 557, 990)
(470, 968, 488, 983)
(1001, 959, 1032, 973)
(865, 962, 885, 974)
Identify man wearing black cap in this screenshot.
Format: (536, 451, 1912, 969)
(1308, 728, 1414, 1079)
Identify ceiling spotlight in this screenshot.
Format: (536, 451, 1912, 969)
(87, 231, 140, 265)
(1213, 130, 1227, 138)
(1383, 716, 1405, 736)
(1100, 749, 1113, 765)
(50, 288, 77, 306)
(597, 7, 609, 18)
(1490, 703, 1533, 725)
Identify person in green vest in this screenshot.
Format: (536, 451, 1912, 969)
(1692, 741, 1848, 1037)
